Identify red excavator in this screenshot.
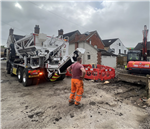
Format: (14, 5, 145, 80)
(127, 25, 149, 74)
(118, 25, 150, 98)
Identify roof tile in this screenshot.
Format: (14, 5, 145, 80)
(70, 31, 96, 43)
(102, 38, 118, 47)
(134, 41, 150, 50)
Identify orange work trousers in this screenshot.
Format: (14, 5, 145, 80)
(69, 79, 84, 105)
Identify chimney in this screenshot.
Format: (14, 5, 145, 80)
(75, 33, 79, 42)
(34, 25, 40, 34)
(9, 28, 14, 36)
(58, 29, 63, 36)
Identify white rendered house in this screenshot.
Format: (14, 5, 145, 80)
(102, 38, 128, 55)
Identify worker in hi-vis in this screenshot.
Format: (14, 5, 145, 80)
(67, 57, 86, 108)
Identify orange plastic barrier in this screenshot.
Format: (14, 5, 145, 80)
(109, 68, 115, 79)
(83, 64, 92, 68)
(104, 68, 111, 80)
(99, 69, 106, 81)
(66, 64, 115, 81)
(103, 66, 115, 80)
(84, 68, 100, 81)
(66, 70, 72, 77)
(97, 64, 106, 70)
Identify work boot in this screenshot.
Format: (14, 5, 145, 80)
(69, 101, 74, 106)
(74, 103, 83, 108)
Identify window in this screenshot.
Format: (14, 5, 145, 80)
(128, 53, 140, 61)
(94, 45, 97, 48)
(87, 55, 90, 60)
(119, 43, 121, 46)
(124, 50, 126, 54)
(119, 49, 121, 54)
(89, 40, 91, 44)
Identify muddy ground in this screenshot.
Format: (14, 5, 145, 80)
(1, 61, 150, 129)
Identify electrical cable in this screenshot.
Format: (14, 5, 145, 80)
(1, 21, 33, 34)
(29, 1, 87, 31)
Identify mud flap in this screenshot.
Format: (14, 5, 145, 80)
(50, 73, 60, 82)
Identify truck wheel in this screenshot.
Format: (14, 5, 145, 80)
(7, 62, 10, 74)
(17, 67, 23, 83)
(22, 69, 32, 87)
(10, 66, 14, 76)
(57, 74, 66, 81)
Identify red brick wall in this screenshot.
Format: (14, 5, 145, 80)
(97, 52, 101, 64)
(87, 32, 104, 64)
(75, 42, 78, 49)
(87, 33, 104, 49)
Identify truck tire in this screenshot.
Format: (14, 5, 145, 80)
(57, 74, 66, 81)
(17, 67, 23, 83)
(22, 69, 32, 87)
(10, 65, 14, 76)
(7, 62, 10, 74)
(9, 43, 16, 62)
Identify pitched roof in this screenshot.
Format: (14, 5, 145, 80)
(63, 30, 80, 38)
(134, 41, 150, 50)
(13, 34, 25, 41)
(70, 31, 96, 43)
(98, 49, 117, 56)
(102, 38, 118, 47)
(134, 43, 142, 50)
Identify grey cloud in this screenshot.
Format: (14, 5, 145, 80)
(1, 1, 149, 48)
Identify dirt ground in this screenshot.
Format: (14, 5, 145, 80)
(1, 61, 150, 129)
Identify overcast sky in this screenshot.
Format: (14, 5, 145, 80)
(1, 0, 150, 48)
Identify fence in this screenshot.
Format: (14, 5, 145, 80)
(66, 64, 115, 81)
(117, 56, 127, 66)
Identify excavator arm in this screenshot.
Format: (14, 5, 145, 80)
(142, 25, 149, 61)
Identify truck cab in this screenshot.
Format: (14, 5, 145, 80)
(127, 50, 141, 63)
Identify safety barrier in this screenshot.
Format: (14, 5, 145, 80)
(84, 68, 100, 81)
(83, 64, 92, 68)
(97, 64, 106, 70)
(65, 70, 72, 77)
(99, 69, 106, 81)
(65, 64, 115, 81)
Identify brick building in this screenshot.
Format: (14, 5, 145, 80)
(58, 29, 104, 64)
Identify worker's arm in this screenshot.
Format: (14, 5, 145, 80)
(80, 67, 86, 80)
(67, 66, 72, 74)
